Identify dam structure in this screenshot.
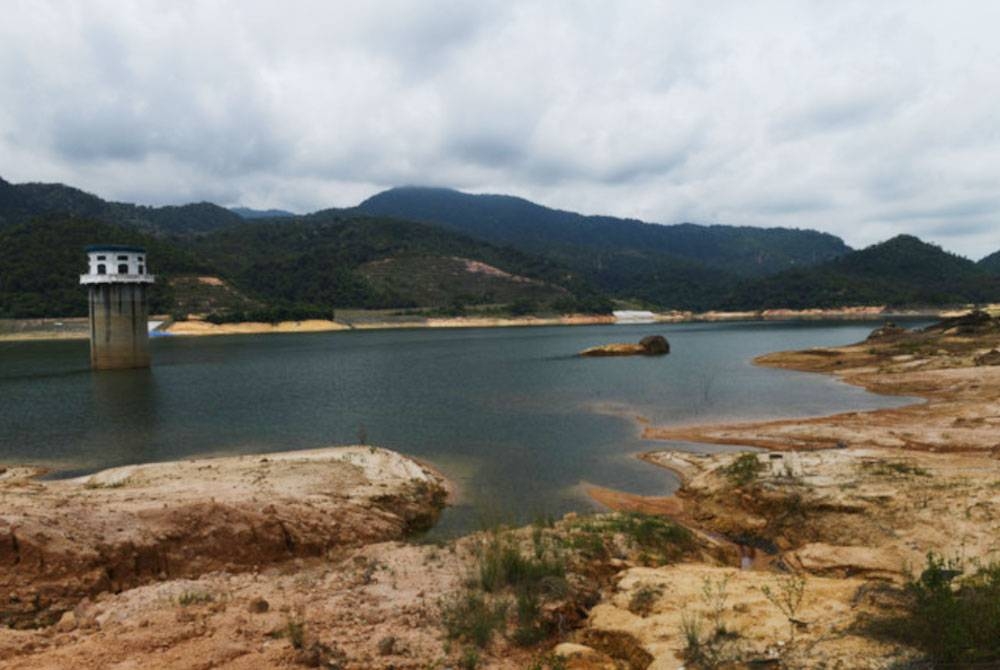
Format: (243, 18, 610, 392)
(80, 245, 155, 370)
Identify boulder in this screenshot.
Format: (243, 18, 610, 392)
(579, 335, 670, 357)
(924, 310, 1000, 335)
(638, 334, 670, 355)
(975, 349, 1000, 366)
(866, 321, 907, 342)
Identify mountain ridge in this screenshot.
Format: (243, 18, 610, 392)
(2, 176, 998, 317)
(725, 235, 1000, 309)
(356, 185, 852, 277)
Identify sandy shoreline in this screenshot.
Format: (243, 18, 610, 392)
(0, 305, 958, 341)
(568, 313, 1000, 667)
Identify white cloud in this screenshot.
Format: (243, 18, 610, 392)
(1, 0, 998, 257)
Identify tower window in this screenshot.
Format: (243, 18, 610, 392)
(97, 255, 106, 261)
(117, 255, 128, 261)
(97, 264, 106, 275)
(118, 263, 128, 274)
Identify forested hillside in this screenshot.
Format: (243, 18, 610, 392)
(978, 249, 1000, 274)
(0, 213, 608, 318)
(1, 176, 996, 318)
(356, 186, 851, 276)
(355, 186, 854, 310)
(0, 178, 243, 234)
(186, 213, 609, 313)
(229, 207, 296, 219)
(725, 236, 1000, 309)
(0, 217, 205, 317)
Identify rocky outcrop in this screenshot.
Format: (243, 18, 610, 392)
(866, 321, 907, 341)
(974, 348, 1000, 366)
(580, 335, 670, 357)
(924, 309, 1000, 335)
(638, 335, 670, 354)
(0, 447, 447, 628)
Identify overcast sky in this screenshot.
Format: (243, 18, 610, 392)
(2, 1, 999, 258)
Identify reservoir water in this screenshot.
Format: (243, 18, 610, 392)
(0, 320, 917, 536)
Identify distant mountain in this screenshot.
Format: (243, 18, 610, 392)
(356, 186, 851, 277)
(0, 177, 243, 234)
(229, 207, 296, 220)
(188, 211, 608, 314)
(355, 186, 855, 310)
(0, 211, 608, 318)
(725, 235, 1000, 309)
(0, 177, 610, 317)
(4, 176, 995, 317)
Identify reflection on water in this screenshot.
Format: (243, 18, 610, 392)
(87, 368, 160, 470)
(0, 320, 921, 535)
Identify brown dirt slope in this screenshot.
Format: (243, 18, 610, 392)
(0, 447, 446, 629)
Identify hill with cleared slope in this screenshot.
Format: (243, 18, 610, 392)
(355, 186, 854, 310)
(356, 186, 851, 276)
(3, 176, 996, 317)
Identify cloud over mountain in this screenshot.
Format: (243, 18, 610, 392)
(1, 1, 998, 257)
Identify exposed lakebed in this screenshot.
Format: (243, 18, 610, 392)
(0, 320, 919, 536)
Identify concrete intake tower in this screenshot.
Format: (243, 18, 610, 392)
(80, 245, 155, 370)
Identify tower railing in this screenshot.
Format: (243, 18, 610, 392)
(80, 273, 156, 285)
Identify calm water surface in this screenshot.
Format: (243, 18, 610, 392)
(0, 321, 918, 535)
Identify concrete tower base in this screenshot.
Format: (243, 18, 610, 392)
(88, 284, 151, 370)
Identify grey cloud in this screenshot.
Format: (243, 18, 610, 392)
(879, 197, 1000, 222)
(1, 1, 999, 258)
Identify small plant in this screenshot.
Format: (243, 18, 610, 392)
(176, 590, 214, 606)
(863, 554, 1000, 666)
(678, 575, 744, 668)
(860, 459, 931, 478)
(458, 646, 479, 670)
(84, 477, 130, 490)
(603, 513, 694, 564)
(722, 453, 764, 487)
(628, 583, 663, 616)
(285, 618, 306, 649)
(477, 531, 565, 593)
(760, 573, 807, 641)
(702, 574, 732, 636)
(527, 652, 568, 670)
(531, 524, 545, 559)
(357, 422, 368, 445)
(681, 611, 704, 660)
(511, 587, 548, 646)
(440, 590, 508, 648)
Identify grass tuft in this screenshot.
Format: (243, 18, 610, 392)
(722, 453, 763, 487)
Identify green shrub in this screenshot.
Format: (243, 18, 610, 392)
(440, 590, 508, 648)
(865, 554, 1000, 665)
(527, 653, 568, 670)
(176, 590, 213, 606)
(628, 584, 663, 616)
(511, 587, 549, 646)
(204, 304, 333, 324)
(478, 532, 565, 593)
(722, 453, 764, 487)
(860, 460, 931, 478)
(459, 646, 480, 670)
(285, 618, 306, 649)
